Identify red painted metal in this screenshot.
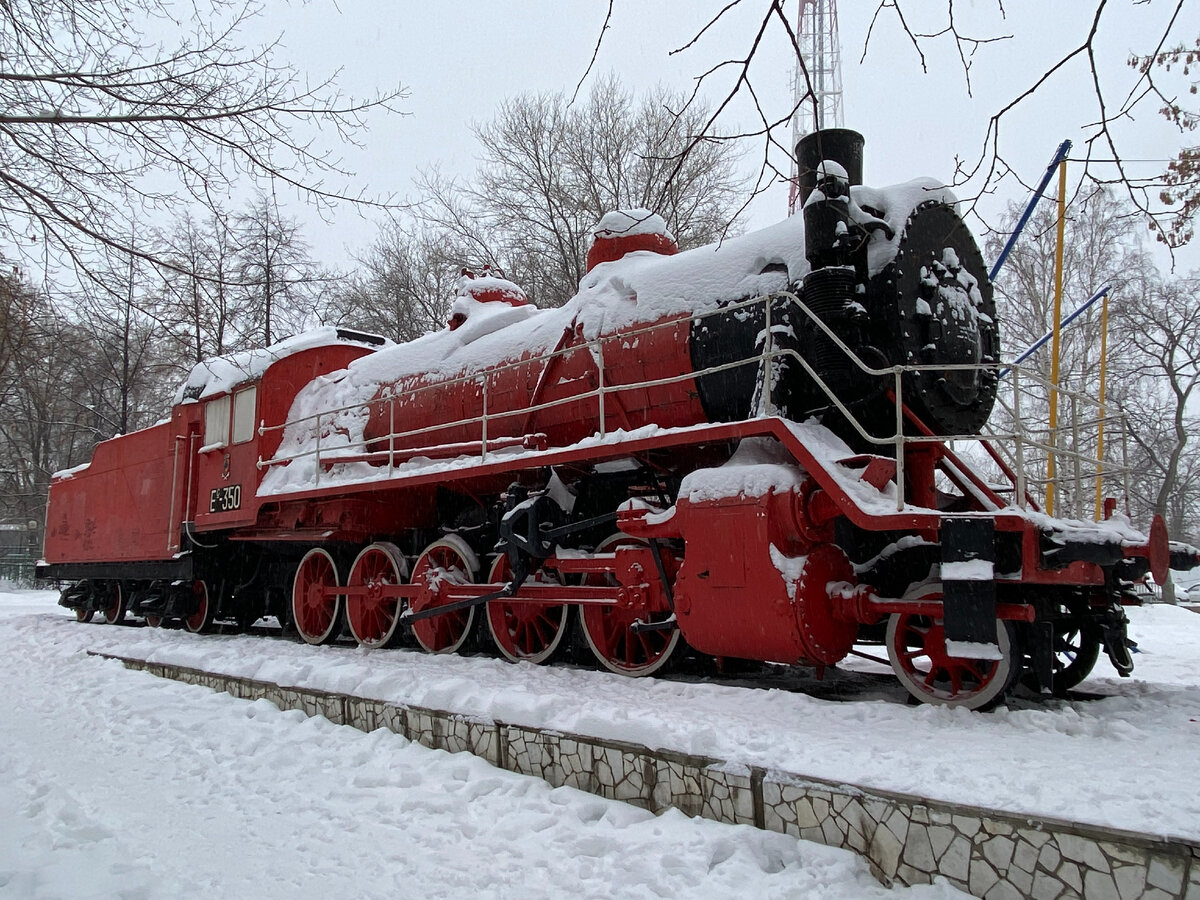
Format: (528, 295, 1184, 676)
(631, 487, 862, 665)
(577, 535, 679, 676)
(40, 241, 1169, 699)
(194, 344, 377, 534)
(292, 548, 341, 645)
(585, 230, 678, 272)
(484, 554, 570, 664)
(43, 416, 198, 565)
(359, 314, 705, 466)
(838, 595, 1037, 623)
(410, 537, 478, 654)
(888, 612, 1016, 708)
(321, 434, 548, 468)
(346, 543, 407, 649)
(100, 582, 125, 625)
(183, 581, 211, 634)
(1148, 515, 1170, 584)
(44, 341, 377, 571)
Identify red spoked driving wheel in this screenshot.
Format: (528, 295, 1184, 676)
(183, 580, 214, 634)
(578, 535, 680, 677)
(886, 610, 1019, 710)
(100, 581, 125, 625)
(291, 548, 342, 645)
(346, 542, 408, 649)
(485, 554, 570, 665)
(410, 536, 478, 654)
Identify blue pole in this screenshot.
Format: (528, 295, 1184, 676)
(988, 140, 1072, 282)
(999, 283, 1111, 377)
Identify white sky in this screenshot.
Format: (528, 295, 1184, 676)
(251, 1, 1200, 275)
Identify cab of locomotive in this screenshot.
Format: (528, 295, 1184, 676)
(184, 329, 387, 534)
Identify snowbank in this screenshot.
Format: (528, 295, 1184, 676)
(14, 591, 1200, 843)
(1, 590, 966, 899)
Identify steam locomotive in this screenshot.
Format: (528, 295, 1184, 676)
(40, 129, 1184, 710)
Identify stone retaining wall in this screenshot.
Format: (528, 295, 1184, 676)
(102, 653, 1200, 900)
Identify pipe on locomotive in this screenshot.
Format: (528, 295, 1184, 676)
(770, 128, 999, 444)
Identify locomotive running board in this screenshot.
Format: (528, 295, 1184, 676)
(254, 415, 1028, 536)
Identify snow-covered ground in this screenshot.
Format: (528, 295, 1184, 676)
(0, 590, 972, 899)
(5, 591, 1199, 898)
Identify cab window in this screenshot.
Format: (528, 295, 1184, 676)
(232, 386, 258, 444)
(204, 395, 231, 447)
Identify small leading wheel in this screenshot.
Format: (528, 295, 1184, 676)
(100, 581, 126, 625)
(292, 548, 343, 645)
(75, 607, 95, 623)
(183, 581, 214, 634)
(410, 535, 478, 654)
(346, 542, 409, 649)
(1053, 624, 1101, 690)
(485, 554, 570, 665)
(578, 535, 681, 677)
(886, 611, 1020, 710)
(144, 613, 163, 628)
(1025, 620, 1102, 694)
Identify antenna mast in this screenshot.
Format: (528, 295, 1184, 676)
(788, 0, 845, 215)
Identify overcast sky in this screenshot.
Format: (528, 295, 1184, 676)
(252, 1, 1200, 274)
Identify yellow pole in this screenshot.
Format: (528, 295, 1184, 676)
(1045, 158, 1068, 516)
(1094, 291, 1110, 519)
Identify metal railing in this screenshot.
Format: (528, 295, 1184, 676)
(257, 291, 1129, 518)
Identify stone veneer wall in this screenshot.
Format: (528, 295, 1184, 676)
(103, 653, 1199, 900)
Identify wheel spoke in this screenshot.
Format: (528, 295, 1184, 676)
(412, 537, 477, 654)
(887, 609, 1016, 710)
(293, 549, 340, 645)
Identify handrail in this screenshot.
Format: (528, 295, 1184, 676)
(255, 290, 1129, 520)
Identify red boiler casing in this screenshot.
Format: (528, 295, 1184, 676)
(362, 227, 699, 457)
(361, 316, 711, 456)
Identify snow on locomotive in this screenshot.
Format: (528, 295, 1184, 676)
(40, 129, 1189, 709)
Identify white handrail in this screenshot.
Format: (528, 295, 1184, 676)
(254, 290, 1128, 519)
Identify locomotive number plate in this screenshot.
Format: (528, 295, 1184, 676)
(209, 484, 242, 514)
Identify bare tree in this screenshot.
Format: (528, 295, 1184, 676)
(1113, 274, 1200, 537)
(0, 290, 100, 546)
(233, 194, 332, 346)
(154, 213, 243, 367)
(867, 1, 1196, 247)
(987, 189, 1152, 388)
(417, 75, 747, 307)
(0, 0, 405, 275)
(1130, 35, 1200, 247)
(326, 222, 465, 343)
(0, 264, 37, 385)
(75, 238, 180, 435)
(583, 2, 1197, 249)
(984, 186, 1200, 550)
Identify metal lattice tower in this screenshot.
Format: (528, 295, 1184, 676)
(788, 0, 845, 215)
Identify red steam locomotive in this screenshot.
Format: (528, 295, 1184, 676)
(40, 130, 1187, 709)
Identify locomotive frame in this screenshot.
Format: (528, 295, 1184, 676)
(39, 130, 1191, 711)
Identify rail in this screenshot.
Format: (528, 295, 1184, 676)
(257, 291, 1129, 517)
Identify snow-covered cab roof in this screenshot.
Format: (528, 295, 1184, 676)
(175, 326, 389, 404)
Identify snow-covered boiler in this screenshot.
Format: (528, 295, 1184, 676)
(347, 130, 999, 466)
(40, 129, 1192, 711)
